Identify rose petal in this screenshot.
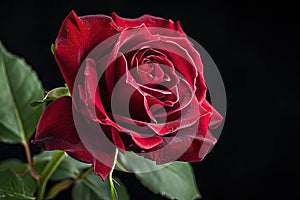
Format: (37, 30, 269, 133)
(108, 24, 153, 60)
(145, 111, 215, 164)
(93, 160, 113, 180)
(132, 40, 198, 91)
(105, 53, 128, 96)
(80, 14, 123, 52)
(154, 77, 193, 118)
(155, 36, 207, 103)
(33, 96, 114, 180)
(78, 61, 154, 138)
(82, 58, 109, 122)
(135, 63, 178, 89)
(130, 49, 180, 100)
(71, 116, 117, 181)
(111, 12, 185, 37)
(111, 127, 126, 152)
(34, 97, 84, 152)
(178, 130, 216, 162)
(201, 100, 223, 129)
(150, 96, 206, 136)
(158, 36, 204, 73)
(131, 134, 163, 149)
(54, 11, 121, 93)
(112, 94, 206, 137)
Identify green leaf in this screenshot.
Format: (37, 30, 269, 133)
(0, 159, 23, 171)
(37, 150, 66, 200)
(0, 43, 44, 144)
(117, 151, 168, 173)
(45, 179, 73, 200)
(45, 87, 70, 99)
(50, 43, 55, 55)
(72, 174, 110, 200)
(114, 178, 130, 200)
(33, 151, 91, 181)
(0, 159, 37, 194)
(72, 172, 129, 200)
(118, 151, 200, 200)
(137, 162, 200, 200)
(30, 86, 70, 107)
(0, 170, 35, 200)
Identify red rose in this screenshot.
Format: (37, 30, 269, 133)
(34, 11, 223, 180)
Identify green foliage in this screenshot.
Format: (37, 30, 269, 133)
(118, 151, 201, 200)
(0, 160, 36, 199)
(0, 43, 44, 144)
(30, 86, 70, 107)
(33, 151, 92, 181)
(72, 172, 129, 200)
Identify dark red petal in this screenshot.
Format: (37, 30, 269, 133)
(143, 88, 178, 115)
(177, 111, 217, 162)
(94, 159, 113, 180)
(146, 111, 215, 164)
(158, 36, 203, 73)
(108, 24, 152, 60)
(112, 94, 204, 137)
(157, 36, 207, 103)
(201, 100, 223, 129)
(67, 148, 113, 180)
(131, 134, 163, 149)
(133, 40, 198, 91)
(33, 96, 114, 180)
(54, 11, 121, 93)
(135, 63, 179, 90)
(34, 97, 83, 152)
(76, 59, 151, 137)
(105, 53, 128, 96)
(111, 127, 126, 153)
(154, 77, 193, 119)
(129, 48, 180, 100)
(81, 58, 109, 122)
(111, 12, 186, 37)
(81, 58, 121, 127)
(71, 117, 117, 181)
(178, 130, 216, 162)
(151, 97, 203, 136)
(195, 75, 207, 104)
(80, 14, 123, 52)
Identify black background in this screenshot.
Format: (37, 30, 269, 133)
(0, 0, 299, 200)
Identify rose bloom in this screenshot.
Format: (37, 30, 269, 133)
(34, 11, 223, 179)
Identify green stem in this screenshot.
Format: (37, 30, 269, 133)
(77, 167, 93, 180)
(23, 141, 39, 181)
(23, 141, 32, 166)
(115, 160, 128, 172)
(45, 179, 73, 200)
(37, 150, 66, 200)
(44, 166, 93, 200)
(109, 149, 118, 200)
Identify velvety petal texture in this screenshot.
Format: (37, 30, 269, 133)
(34, 97, 114, 180)
(54, 11, 121, 93)
(111, 12, 185, 37)
(35, 11, 223, 180)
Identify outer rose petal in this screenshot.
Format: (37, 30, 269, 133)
(131, 134, 163, 149)
(111, 12, 185, 37)
(157, 36, 207, 103)
(146, 112, 216, 164)
(33, 96, 114, 180)
(54, 11, 121, 93)
(201, 100, 223, 129)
